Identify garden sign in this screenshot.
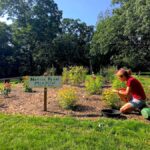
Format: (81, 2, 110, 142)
(29, 76, 62, 111)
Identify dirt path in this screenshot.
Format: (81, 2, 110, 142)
(0, 84, 149, 123)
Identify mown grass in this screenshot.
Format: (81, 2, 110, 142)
(0, 114, 150, 150)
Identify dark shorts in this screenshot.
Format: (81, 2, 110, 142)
(129, 98, 146, 109)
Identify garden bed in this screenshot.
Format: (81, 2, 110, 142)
(0, 84, 149, 123)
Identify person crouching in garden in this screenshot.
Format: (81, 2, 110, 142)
(113, 68, 146, 113)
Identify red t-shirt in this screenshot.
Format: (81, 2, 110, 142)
(126, 76, 146, 100)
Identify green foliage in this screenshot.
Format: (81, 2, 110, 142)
(58, 87, 77, 109)
(112, 77, 126, 89)
(85, 75, 103, 94)
(0, 22, 15, 78)
(2, 89, 11, 96)
(102, 66, 116, 82)
(46, 66, 56, 76)
(0, 114, 150, 149)
(91, 0, 150, 71)
(23, 76, 32, 93)
(62, 68, 69, 84)
(0, 83, 11, 97)
(102, 88, 122, 109)
(53, 19, 94, 67)
(0, 83, 3, 91)
(62, 66, 88, 85)
(0, 2, 94, 77)
(1, 0, 150, 76)
(11, 79, 22, 84)
(0, 0, 62, 76)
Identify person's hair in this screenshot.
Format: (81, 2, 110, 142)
(117, 68, 132, 78)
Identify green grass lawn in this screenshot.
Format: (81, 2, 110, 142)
(0, 114, 150, 150)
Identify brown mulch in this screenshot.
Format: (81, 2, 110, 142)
(0, 84, 149, 123)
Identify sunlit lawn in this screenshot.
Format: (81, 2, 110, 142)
(0, 114, 150, 150)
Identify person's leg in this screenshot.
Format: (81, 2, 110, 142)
(120, 103, 135, 113)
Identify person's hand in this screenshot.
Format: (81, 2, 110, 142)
(112, 89, 118, 93)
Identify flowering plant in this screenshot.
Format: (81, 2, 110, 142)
(58, 87, 77, 109)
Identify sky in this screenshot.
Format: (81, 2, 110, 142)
(0, 0, 113, 26)
(55, 0, 112, 25)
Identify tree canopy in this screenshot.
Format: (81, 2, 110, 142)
(0, 0, 150, 78)
(91, 0, 150, 71)
(0, 0, 94, 77)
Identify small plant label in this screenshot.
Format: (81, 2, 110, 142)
(29, 76, 62, 88)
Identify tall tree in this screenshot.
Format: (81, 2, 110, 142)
(0, 0, 62, 75)
(0, 22, 15, 78)
(91, 0, 150, 71)
(53, 18, 94, 69)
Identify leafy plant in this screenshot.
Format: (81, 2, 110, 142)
(11, 79, 22, 84)
(46, 66, 56, 76)
(112, 77, 126, 89)
(0, 83, 3, 92)
(85, 75, 103, 94)
(102, 88, 122, 109)
(62, 66, 88, 85)
(23, 76, 32, 93)
(103, 66, 116, 82)
(0, 83, 11, 97)
(62, 68, 69, 84)
(58, 87, 77, 109)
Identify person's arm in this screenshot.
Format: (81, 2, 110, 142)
(118, 87, 131, 96)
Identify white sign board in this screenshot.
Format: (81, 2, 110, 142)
(29, 76, 62, 88)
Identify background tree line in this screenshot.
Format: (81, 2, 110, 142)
(91, 0, 150, 72)
(0, 0, 150, 78)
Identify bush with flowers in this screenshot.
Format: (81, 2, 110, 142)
(0, 82, 12, 97)
(102, 88, 122, 109)
(57, 87, 78, 109)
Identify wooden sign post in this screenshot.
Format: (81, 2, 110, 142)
(44, 87, 47, 111)
(29, 76, 61, 111)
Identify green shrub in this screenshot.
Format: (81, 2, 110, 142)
(85, 75, 103, 94)
(23, 76, 33, 93)
(102, 88, 122, 109)
(62, 68, 69, 84)
(102, 66, 116, 82)
(46, 66, 56, 76)
(62, 66, 88, 85)
(112, 77, 126, 89)
(11, 79, 22, 84)
(58, 87, 77, 109)
(0, 83, 11, 97)
(0, 83, 3, 92)
(24, 86, 33, 93)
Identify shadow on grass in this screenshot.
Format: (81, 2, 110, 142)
(72, 114, 101, 118)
